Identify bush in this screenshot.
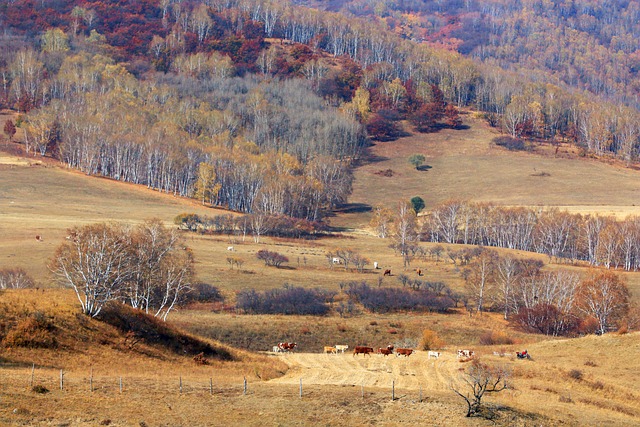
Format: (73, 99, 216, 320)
(493, 136, 532, 151)
(419, 329, 445, 351)
(479, 330, 515, 346)
(185, 283, 224, 303)
(32, 385, 49, 394)
(3, 312, 56, 349)
(344, 281, 454, 313)
(567, 369, 583, 381)
(256, 250, 289, 267)
(236, 285, 331, 315)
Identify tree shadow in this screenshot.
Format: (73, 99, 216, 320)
(333, 203, 372, 214)
(417, 164, 432, 171)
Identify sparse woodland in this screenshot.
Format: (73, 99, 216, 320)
(2, 1, 640, 423)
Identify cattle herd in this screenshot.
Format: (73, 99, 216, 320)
(270, 342, 490, 363)
(272, 343, 482, 360)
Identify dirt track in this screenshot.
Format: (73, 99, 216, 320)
(270, 350, 461, 392)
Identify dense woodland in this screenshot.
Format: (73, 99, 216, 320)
(1, 0, 640, 218)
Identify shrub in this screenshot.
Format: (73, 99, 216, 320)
(419, 329, 445, 351)
(236, 285, 331, 315)
(185, 282, 224, 303)
(32, 385, 49, 394)
(344, 281, 454, 313)
(493, 136, 532, 151)
(567, 369, 583, 381)
(479, 330, 514, 346)
(3, 312, 56, 348)
(256, 250, 289, 267)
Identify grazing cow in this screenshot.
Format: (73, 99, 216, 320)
(457, 349, 474, 358)
(516, 350, 531, 360)
(35, 235, 43, 242)
(383, 269, 391, 276)
(377, 345, 394, 356)
(227, 246, 234, 251)
(278, 342, 297, 352)
(428, 351, 440, 359)
(353, 346, 374, 357)
(373, 261, 379, 269)
(324, 346, 337, 354)
(396, 348, 414, 357)
(272, 345, 282, 353)
(416, 268, 422, 276)
(332, 257, 341, 264)
(335, 345, 349, 353)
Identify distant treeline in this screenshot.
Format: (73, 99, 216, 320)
(423, 200, 640, 271)
(174, 212, 327, 240)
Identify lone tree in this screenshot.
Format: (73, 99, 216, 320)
(410, 196, 425, 214)
(256, 249, 289, 267)
(3, 119, 16, 141)
(408, 154, 426, 170)
(451, 359, 509, 417)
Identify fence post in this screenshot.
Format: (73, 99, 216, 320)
(419, 385, 422, 403)
(209, 378, 213, 395)
(60, 369, 64, 391)
(391, 380, 395, 401)
(30, 363, 34, 388)
(90, 368, 93, 393)
(299, 378, 302, 399)
(179, 376, 182, 394)
(361, 383, 364, 399)
(243, 376, 247, 395)
(119, 377, 123, 393)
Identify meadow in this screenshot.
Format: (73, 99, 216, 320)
(1, 110, 640, 425)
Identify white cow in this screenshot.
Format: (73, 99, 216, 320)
(227, 246, 234, 251)
(272, 345, 281, 353)
(457, 349, 475, 358)
(373, 261, 379, 269)
(335, 344, 349, 353)
(332, 257, 341, 264)
(428, 351, 440, 359)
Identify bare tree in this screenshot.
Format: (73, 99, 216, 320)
(463, 248, 498, 313)
(451, 359, 509, 417)
(50, 223, 133, 317)
(577, 270, 630, 335)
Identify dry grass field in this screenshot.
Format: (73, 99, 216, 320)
(2, 111, 640, 425)
(336, 113, 640, 229)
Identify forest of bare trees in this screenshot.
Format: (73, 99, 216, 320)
(423, 200, 640, 271)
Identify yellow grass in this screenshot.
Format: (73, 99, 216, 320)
(337, 114, 640, 228)
(2, 113, 640, 425)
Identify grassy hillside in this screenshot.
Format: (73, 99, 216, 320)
(2, 114, 640, 425)
(336, 113, 640, 229)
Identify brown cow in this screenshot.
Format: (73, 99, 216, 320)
(353, 346, 374, 356)
(383, 269, 391, 276)
(278, 342, 297, 352)
(416, 268, 422, 276)
(377, 347, 393, 356)
(396, 348, 414, 357)
(324, 346, 337, 354)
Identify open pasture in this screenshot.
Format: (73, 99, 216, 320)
(338, 114, 640, 228)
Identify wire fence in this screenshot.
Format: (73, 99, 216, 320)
(4, 364, 426, 403)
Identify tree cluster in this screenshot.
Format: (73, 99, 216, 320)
(423, 200, 640, 271)
(50, 220, 193, 320)
(236, 285, 333, 315)
(343, 281, 454, 313)
(460, 248, 631, 336)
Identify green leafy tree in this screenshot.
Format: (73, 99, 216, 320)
(408, 154, 426, 170)
(410, 196, 425, 214)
